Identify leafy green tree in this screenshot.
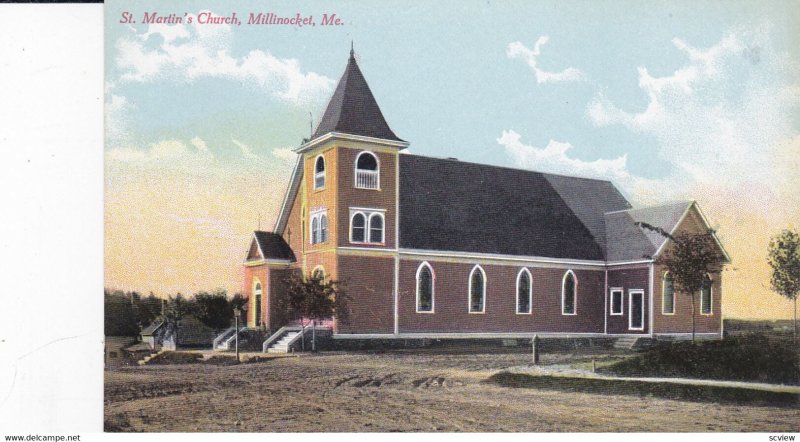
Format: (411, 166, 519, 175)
(282, 272, 349, 351)
(637, 223, 725, 341)
(768, 229, 800, 342)
(194, 289, 233, 330)
(104, 288, 139, 336)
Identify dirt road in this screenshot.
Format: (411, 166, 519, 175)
(104, 351, 800, 432)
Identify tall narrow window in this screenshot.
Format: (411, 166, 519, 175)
(320, 214, 328, 243)
(610, 288, 623, 315)
(311, 216, 319, 244)
(355, 151, 380, 189)
(562, 270, 577, 315)
(662, 272, 675, 314)
(369, 213, 384, 243)
(253, 281, 262, 327)
(700, 274, 713, 315)
(416, 262, 434, 313)
(310, 210, 328, 244)
(468, 265, 485, 313)
(314, 155, 325, 189)
(516, 268, 532, 314)
(351, 212, 366, 242)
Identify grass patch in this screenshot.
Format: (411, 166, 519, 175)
(487, 372, 799, 408)
(599, 334, 800, 385)
(146, 351, 203, 365)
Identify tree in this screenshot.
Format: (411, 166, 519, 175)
(282, 272, 349, 351)
(194, 289, 233, 330)
(104, 289, 139, 336)
(637, 223, 725, 341)
(767, 229, 800, 342)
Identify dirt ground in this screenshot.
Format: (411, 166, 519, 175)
(104, 349, 800, 432)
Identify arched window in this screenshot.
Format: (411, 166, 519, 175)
(468, 265, 486, 313)
(253, 280, 262, 327)
(311, 216, 319, 244)
(369, 213, 384, 243)
(516, 268, 532, 314)
(320, 214, 328, 243)
(700, 274, 713, 315)
(314, 155, 325, 189)
(662, 272, 675, 315)
(416, 262, 434, 313)
(351, 212, 366, 242)
(355, 151, 380, 189)
(312, 266, 325, 280)
(562, 270, 577, 315)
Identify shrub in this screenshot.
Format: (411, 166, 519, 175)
(601, 335, 800, 385)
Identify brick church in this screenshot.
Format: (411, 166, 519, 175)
(241, 49, 730, 346)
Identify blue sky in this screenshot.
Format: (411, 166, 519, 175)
(104, 0, 800, 318)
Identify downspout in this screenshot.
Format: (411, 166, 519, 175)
(603, 268, 608, 335)
(648, 263, 654, 338)
(393, 153, 400, 335)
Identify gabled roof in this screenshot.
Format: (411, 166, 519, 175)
(311, 49, 403, 142)
(141, 321, 164, 336)
(398, 155, 631, 260)
(543, 173, 632, 256)
(249, 231, 295, 262)
(604, 201, 694, 262)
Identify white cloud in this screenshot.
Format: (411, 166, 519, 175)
(113, 12, 333, 106)
(107, 138, 213, 164)
(105, 93, 132, 144)
(585, 30, 800, 207)
(231, 139, 259, 160)
(507, 37, 584, 84)
(497, 130, 663, 201)
(271, 147, 297, 163)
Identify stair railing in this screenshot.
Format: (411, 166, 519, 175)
(212, 326, 237, 349)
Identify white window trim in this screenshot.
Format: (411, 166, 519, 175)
(561, 269, 577, 315)
(311, 265, 326, 280)
(251, 277, 262, 327)
(610, 288, 624, 316)
(415, 261, 435, 314)
(354, 150, 381, 190)
(349, 208, 385, 245)
(662, 272, 675, 315)
(515, 268, 532, 315)
(700, 274, 713, 316)
(309, 209, 328, 245)
(628, 289, 645, 331)
(468, 264, 486, 314)
(313, 154, 326, 190)
(368, 212, 385, 244)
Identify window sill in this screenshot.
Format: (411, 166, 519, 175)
(468, 311, 486, 314)
(354, 186, 381, 191)
(561, 312, 577, 316)
(661, 312, 675, 316)
(515, 311, 532, 315)
(415, 310, 435, 314)
(610, 312, 623, 316)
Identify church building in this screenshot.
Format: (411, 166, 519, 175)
(241, 49, 730, 348)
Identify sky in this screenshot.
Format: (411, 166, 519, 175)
(104, 0, 800, 319)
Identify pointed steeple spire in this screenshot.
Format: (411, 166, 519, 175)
(311, 47, 403, 142)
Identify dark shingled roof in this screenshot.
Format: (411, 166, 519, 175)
(399, 155, 631, 260)
(253, 231, 296, 261)
(543, 173, 632, 256)
(604, 201, 693, 262)
(311, 50, 403, 142)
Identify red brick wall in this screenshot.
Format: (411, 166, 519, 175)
(606, 266, 650, 334)
(652, 263, 722, 335)
(397, 260, 605, 334)
(243, 264, 268, 328)
(336, 147, 396, 249)
(651, 205, 723, 336)
(336, 254, 395, 334)
(267, 267, 301, 331)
